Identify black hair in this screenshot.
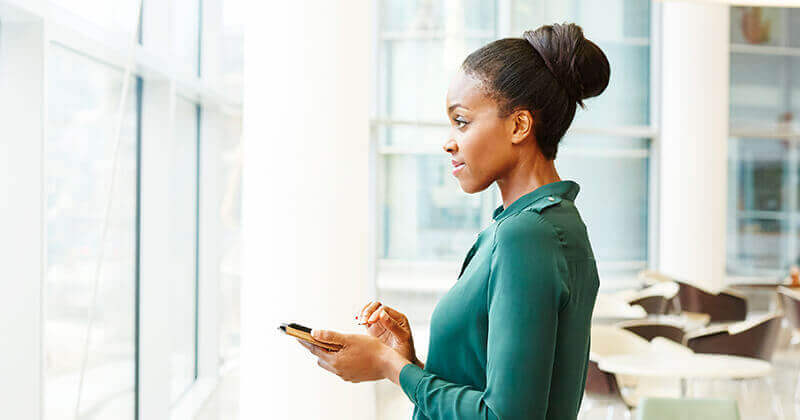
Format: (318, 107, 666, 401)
(462, 23, 610, 160)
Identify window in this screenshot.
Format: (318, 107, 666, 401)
(727, 7, 800, 277)
(169, 98, 200, 402)
(0, 0, 246, 418)
(45, 44, 139, 420)
(512, 0, 653, 285)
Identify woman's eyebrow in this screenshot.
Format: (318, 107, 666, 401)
(448, 103, 469, 113)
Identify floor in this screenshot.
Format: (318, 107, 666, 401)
(193, 367, 239, 420)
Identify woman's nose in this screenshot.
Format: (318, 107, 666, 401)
(443, 138, 457, 154)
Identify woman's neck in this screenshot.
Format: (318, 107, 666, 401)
(496, 155, 561, 210)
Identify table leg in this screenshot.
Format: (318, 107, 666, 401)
(680, 378, 688, 398)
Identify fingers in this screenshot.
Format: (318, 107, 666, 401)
(380, 305, 406, 321)
(378, 309, 409, 338)
(311, 329, 346, 346)
(359, 301, 382, 323)
(297, 338, 333, 360)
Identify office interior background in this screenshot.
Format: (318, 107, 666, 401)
(2, 0, 800, 419)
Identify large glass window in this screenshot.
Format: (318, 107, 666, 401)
(511, 0, 653, 284)
(50, 0, 141, 40)
(45, 45, 138, 420)
(217, 112, 243, 366)
(169, 98, 200, 402)
(727, 7, 800, 278)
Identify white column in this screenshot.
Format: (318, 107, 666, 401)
(0, 16, 45, 420)
(659, 3, 730, 292)
(242, 1, 374, 419)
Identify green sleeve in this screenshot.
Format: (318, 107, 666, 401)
(398, 213, 570, 420)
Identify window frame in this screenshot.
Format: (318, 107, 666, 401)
(726, 6, 800, 282)
(0, 0, 241, 418)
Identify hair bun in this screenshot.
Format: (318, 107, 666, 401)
(523, 23, 610, 108)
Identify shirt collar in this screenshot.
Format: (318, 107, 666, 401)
(492, 180, 580, 222)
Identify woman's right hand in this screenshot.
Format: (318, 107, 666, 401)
(359, 301, 423, 369)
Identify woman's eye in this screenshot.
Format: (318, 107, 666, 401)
(453, 118, 468, 128)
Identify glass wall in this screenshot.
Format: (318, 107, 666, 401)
(45, 45, 138, 420)
(728, 7, 800, 278)
(512, 0, 652, 285)
(26, 0, 243, 417)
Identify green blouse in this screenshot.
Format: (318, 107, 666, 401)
(398, 180, 599, 420)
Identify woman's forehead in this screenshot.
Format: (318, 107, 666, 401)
(446, 70, 491, 110)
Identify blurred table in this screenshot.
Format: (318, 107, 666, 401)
(598, 353, 772, 397)
(730, 282, 800, 313)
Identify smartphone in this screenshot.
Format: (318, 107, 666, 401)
(278, 322, 342, 352)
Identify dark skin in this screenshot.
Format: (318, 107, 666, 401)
(445, 68, 561, 208)
(298, 68, 562, 385)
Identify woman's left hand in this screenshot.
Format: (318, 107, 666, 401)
(296, 329, 392, 383)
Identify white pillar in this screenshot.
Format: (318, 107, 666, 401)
(0, 17, 45, 420)
(659, 2, 729, 292)
(242, 1, 374, 420)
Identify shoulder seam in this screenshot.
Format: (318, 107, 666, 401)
(489, 211, 572, 311)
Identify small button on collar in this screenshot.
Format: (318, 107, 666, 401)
(547, 196, 555, 202)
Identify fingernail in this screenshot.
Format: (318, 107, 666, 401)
(311, 329, 317, 338)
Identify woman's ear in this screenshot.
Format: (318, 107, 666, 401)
(510, 110, 534, 145)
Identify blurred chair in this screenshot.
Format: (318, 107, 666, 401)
(617, 281, 680, 315)
(636, 397, 740, 420)
(582, 326, 651, 418)
(777, 287, 800, 401)
(593, 293, 647, 321)
(778, 286, 800, 330)
(637, 269, 675, 286)
(615, 319, 685, 344)
(675, 280, 748, 322)
(683, 313, 783, 360)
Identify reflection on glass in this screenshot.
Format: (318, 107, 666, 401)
(381, 154, 493, 260)
(556, 135, 649, 269)
(729, 138, 788, 213)
(217, 112, 242, 364)
(221, 0, 245, 101)
(382, 37, 492, 121)
(50, 0, 140, 39)
(513, 0, 651, 128)
(728, 218, 788, 274)
(173, 0, 201, 76)
(169, 98, 199, 402)
(730, 7, 799, 131)
(730, 7, 788, 47)
(730, 53, 795, 129)
(380, 0, 496, 33)
(45, 45, 137, 420)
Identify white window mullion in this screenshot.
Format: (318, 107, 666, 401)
(0, 16, 46, 420)
(138, 80, 176, 420)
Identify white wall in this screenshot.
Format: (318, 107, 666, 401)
(242, 1, 375, 419)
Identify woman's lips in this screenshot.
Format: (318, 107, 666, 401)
(452, 162, 465, 175)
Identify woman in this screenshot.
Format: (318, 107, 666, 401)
(297, 22, 609, 419)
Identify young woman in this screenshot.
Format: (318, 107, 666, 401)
(297, 22, 609, 419)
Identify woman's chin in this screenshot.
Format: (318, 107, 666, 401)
(457, 180, 480, 194)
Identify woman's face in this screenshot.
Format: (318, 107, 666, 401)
(443, 70, 517, 194)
